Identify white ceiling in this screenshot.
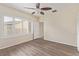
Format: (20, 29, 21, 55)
(0, 3, 79, 14)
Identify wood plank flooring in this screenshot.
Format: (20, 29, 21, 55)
(0, 39, 78, 56)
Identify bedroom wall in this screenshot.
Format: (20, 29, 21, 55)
(43, 4, 79, 47)
(0, 4, 39, 49)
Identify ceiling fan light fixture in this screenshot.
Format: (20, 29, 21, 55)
(40, 12, 44, 15)
(52, 10, 57, 12)
(32, 12, 35, 14)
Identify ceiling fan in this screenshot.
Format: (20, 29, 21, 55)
(24, 3, 57, 15)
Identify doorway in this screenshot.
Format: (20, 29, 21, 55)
(31, 21, 44, 40)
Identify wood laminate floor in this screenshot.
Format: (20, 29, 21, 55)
(0, 39, 79, 56)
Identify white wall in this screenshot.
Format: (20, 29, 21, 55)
(0, 4, 38, 49)
(77, 15, 79, 50)
(43, 4, 79, 47)
(0, 34, 32, 49)
(0, 4, 44, 49)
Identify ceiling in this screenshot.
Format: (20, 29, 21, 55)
(0, 3, 78, 15)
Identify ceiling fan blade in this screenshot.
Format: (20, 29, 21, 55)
(40, 12, 44, 15)
(24, 7, 36, 10)
(36, 3, 40, 9)
(32, 12, 35, 14)
(41, 7, 52, 10)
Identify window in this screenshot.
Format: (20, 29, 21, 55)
(15, 18, 22, 33)
(4, 16, 14, 35)
(3, 16, 30, 36)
